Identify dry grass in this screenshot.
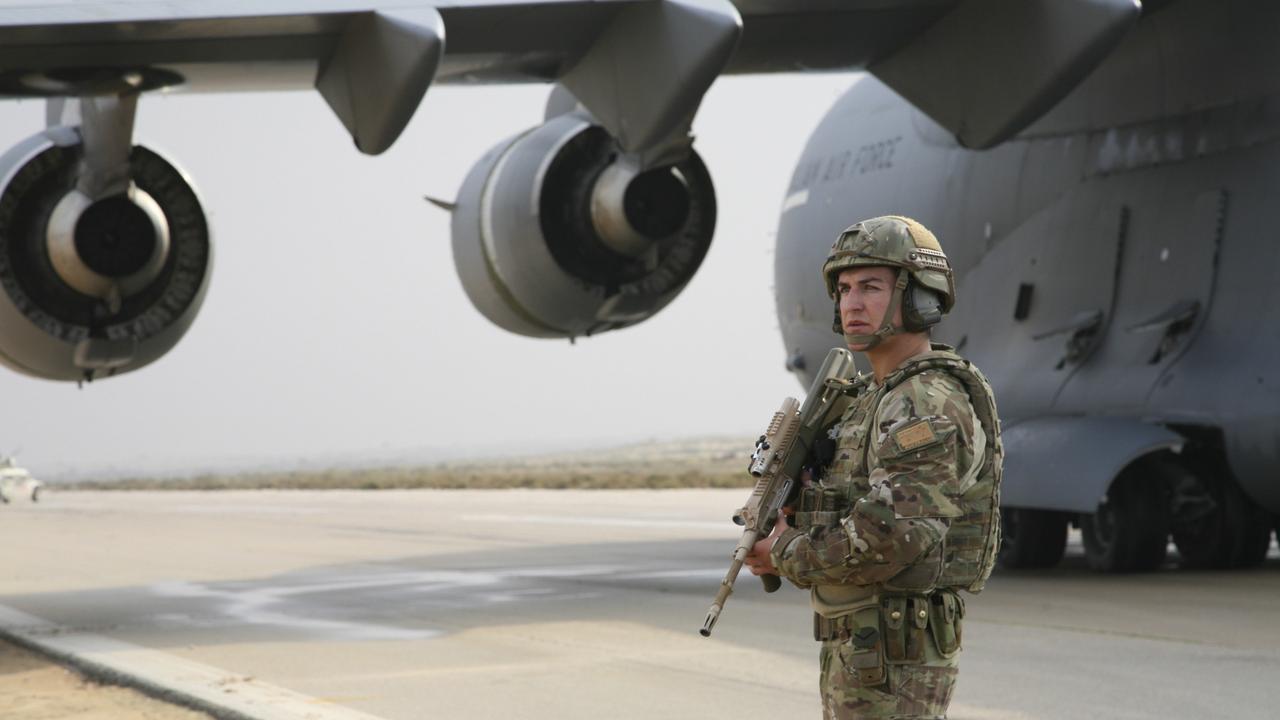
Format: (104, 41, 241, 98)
(62, 438, 758, 491)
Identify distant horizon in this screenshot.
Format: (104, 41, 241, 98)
(32, 433, 756, 483)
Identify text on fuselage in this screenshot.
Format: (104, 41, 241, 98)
(788, 136, 902, 192)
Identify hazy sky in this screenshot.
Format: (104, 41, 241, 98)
(0, 72, 860, 479)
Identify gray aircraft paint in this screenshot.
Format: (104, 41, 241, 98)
(775, 0, 1280, 515)
(0, 0, 1272, 568)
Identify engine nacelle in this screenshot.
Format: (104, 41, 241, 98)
(0, 128, 211, 381)
(452, 114, 715, 338)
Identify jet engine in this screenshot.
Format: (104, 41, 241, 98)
(452, 114, 716, 338)
(0, 128, 211, 381)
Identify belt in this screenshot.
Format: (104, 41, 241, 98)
(813, 591, 943, 642)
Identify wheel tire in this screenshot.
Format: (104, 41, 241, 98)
(1172, 474, 1271, 569)
(998, 508, 1068, 569)
(30, 486, 39, 503)
(1080, 461, 1171, 572)
(1228, 486, 1272, 568)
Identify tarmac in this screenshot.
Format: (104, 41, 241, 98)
(1, 489, 1277, 719)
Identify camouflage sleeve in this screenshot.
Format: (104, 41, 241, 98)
(873, 370, 974, 519)
(770, 478, 948, 587)
(770, 371, 976, 587)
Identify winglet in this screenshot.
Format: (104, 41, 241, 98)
(317, 8, 444, 156)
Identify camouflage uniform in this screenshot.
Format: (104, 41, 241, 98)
(770, 217, 1001, 720)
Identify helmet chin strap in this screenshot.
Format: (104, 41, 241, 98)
(842, 268, 909, 351)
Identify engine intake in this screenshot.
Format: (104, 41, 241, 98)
(0, 128, 211, 381)
(452, 115, 715, 338)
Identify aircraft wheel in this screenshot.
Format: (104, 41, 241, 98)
(998, 508, 1068, 569)
(1080, 461, 1170, 572)
(1172, 472, 1271, 569)
(30, 486, 39, 503)
(0, 491, 8, 504)
(1225, 484, 1271, 568)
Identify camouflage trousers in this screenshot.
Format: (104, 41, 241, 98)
(818, 634, 959, 719)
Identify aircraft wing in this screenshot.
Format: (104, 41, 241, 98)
(0, 0, 1144, 383)
(0, 0, 1138, 154)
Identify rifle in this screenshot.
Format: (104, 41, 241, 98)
(700, 347, 858, 637)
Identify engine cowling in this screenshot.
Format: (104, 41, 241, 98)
(0, 128, 211, 381)
(452, 114, 715, 338)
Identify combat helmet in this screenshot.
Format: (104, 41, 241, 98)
(822, 215, 955, 348)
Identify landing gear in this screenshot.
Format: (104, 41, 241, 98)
(1080, 458, 1171, 572)
(998, 508, 1068, 569)
(30, 485, 39, 503)
(1170, 468, 1272, 569)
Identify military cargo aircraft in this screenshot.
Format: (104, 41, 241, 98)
(0, 0, 1272, 572)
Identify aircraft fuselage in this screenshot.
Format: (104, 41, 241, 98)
(774, 0, 1280, 568)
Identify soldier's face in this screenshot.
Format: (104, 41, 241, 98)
(836, 266, 900, 349)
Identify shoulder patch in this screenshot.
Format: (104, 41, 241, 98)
(893, 420, 937, 452)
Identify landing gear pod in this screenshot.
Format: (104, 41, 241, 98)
(0, 129, 211, 381)
(452, 114, 716, 339)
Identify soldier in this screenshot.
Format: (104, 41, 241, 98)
(744, 216, 1002, 719)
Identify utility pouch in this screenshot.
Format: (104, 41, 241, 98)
(800, 486, 820, 512)
(929, 591, 963, 657)
(838, 605, 887, 687)
(882, 596, 927, 664)
(794, 487, 821, 530)
(796, 487, 850, 534)
(808, 511, 843, 530)
(820, 487, 847, 511)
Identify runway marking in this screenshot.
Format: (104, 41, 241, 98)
(148, 565, 628, 640)
(0, 604, 388, 720)
(615, 568, 729, 580)
(151, 577, 440, 641)
(462, 512, 730, 531)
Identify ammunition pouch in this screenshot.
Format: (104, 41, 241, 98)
(815, 589, 964, 681)
(928, 589, 964, 657)
(793, 510, 843, 533)
(881, 595, 930, 664)
(794, 486, 852, 534)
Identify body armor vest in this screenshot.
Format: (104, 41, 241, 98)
(817, 345, 1002, 594)
(883, 348, 1003, 592)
